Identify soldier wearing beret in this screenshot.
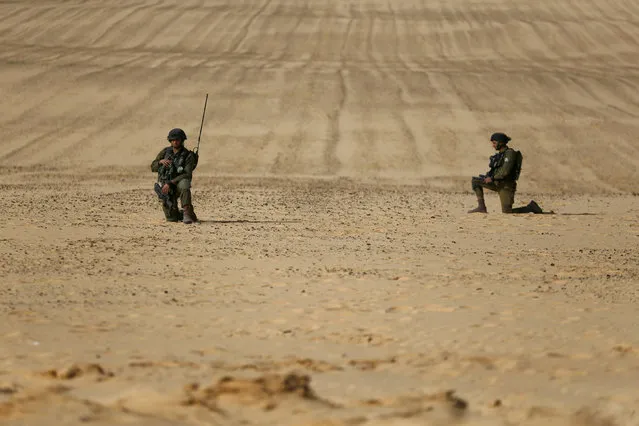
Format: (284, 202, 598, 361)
(469, 132, 543, 214)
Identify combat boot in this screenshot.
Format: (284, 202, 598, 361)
(511, 200, 545, 214)
(528, 200, 543, 214)
(468, 200, 487, 213)
(182, 204, 197, 224)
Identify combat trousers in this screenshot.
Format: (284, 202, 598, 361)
(173, 179, 192, 208)
(161, 179, 193, 220)
(472, 178, 516, 213)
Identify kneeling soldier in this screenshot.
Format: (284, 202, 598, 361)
(151, 128, 199, 224)
(469, 132, 543, 214)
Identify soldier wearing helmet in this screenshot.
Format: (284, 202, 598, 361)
(151, 128, 199, 223)
(468, 132, 544, 214)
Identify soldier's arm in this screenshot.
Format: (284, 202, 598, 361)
(493, 149, 517, 180)
(170, 152, 195, 185)
(151, 149, 165, 173)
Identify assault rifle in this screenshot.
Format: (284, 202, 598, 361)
(154, 182, 175, 211)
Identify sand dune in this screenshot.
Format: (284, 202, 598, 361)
(1, 0, 638, 191)
(1, 1, 639, 425)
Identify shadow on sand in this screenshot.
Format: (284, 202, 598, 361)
(196, 219, 302, 225)
(514, 212, 600, 216)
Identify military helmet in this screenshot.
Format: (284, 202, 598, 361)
(490, 132, 511, 144)
(167, 128, 187, 141)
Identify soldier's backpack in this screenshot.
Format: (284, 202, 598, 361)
(513, 150, 523, 181)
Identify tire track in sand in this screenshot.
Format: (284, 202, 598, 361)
(1, 0, 638, 191)
(324, 17, 353, 176)
(225, 0, 274, 54)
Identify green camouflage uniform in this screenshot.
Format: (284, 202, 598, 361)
(472, 148, 518, 213)
(151, 146, 197, 219)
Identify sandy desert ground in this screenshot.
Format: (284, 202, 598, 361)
(1, 0, 639, 425)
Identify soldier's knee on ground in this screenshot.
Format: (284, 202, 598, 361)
(498, 190, 514, 213)
(162, 203, 180, 222)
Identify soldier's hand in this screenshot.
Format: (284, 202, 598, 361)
(483, 177, 493, 184)
(161, 183, 170, 194)
(159, 159, 172, 166)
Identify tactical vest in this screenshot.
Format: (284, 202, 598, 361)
(488, 151, 505, 173)
(488, 148, 523, 181)
(157, 147, 195, 184)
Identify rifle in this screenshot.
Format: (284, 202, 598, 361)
(154, 182, 175, 211)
